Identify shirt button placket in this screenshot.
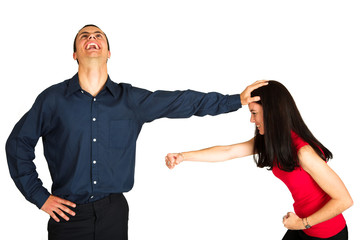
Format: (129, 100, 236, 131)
(91, 97, 98, 198)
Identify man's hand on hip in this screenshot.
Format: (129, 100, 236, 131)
(41, 195, 76, 222)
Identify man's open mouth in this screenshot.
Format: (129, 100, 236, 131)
(86, 43, 100, 50)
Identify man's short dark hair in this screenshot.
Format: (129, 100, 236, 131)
(73, 24, 110, 53)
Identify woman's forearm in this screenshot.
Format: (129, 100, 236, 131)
(181, 145, 237, 163)
(182, 138, 254, 163)
(305, 197, 353, 228)
(165, 138, 254, 169)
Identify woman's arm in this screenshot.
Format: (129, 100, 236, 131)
(283, 145, 353, 230)
(165, 138, 254, 169)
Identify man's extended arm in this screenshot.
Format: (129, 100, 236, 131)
(127, 80, 267, 123)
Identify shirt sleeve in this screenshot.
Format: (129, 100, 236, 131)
(126, 84, 242, 123)
(5, 93, 52, 209)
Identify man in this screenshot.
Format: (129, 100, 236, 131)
(6, 24, 267, 240)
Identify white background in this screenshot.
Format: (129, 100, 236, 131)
(1, 0, 359, 239)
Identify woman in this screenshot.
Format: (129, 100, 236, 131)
(165, 81, 352, 240)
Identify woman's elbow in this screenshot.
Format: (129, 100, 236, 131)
(346, 196, 354, 209)
(342, 195, 354, 211)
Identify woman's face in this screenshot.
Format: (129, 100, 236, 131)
(248, 102, 264, 135)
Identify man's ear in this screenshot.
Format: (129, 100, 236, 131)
(73, 52, 77, 61)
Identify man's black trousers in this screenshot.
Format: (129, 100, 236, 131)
(48, 193, 129, 240)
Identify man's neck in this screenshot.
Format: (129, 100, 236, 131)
(78, 62, 108, 97)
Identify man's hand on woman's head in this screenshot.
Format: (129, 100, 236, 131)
(240, 80, 268, 106)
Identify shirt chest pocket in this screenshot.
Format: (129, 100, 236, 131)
(109, 120, 136, 149)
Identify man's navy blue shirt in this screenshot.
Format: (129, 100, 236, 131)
(6, 73, 241, 209)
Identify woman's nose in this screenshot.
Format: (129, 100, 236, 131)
(250, 116, 255, 123)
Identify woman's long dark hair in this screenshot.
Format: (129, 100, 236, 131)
(251, 81, 332, 172)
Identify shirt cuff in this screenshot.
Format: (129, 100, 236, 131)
(32, 187, 51, 209)
(227, 94, 242, 111)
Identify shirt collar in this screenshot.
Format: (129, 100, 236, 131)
(66, 73, 120, 98)
(104, 76, 120, 98)
(66, 73, 82, 97)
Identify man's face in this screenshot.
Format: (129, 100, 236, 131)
(73, 26, 111, 64)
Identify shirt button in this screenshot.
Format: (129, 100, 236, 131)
(93, 160, 97, 164)
(93, 181, 97, 184)
(93, 98, 97, 102)
(81, 90, 84, 94)
(90, 196, 94, 199)
(93, 138, 96, 142)
(92, 118, 96, 121)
